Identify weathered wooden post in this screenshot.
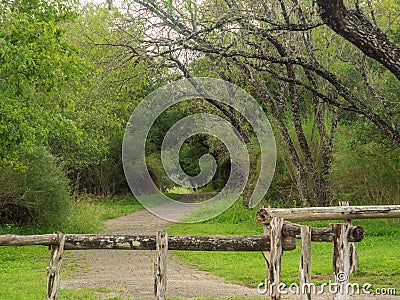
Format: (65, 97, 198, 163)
(46, 232, 65, 300)
(299, 225, 312, 300)
(263, 223, 270, 290)
(268, 217, 284, 300)
(262, 205, 271, 296)
(154, 231, 168, 300)
(331, 224, 350, 300)
(339, 201, 359, 274)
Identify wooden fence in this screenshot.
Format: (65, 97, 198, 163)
(0, 232, 297, 300)
(0, 203, 399, 300)
(256, 203, 400, 300)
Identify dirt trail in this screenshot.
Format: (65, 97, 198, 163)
(61, 206, 263, 299)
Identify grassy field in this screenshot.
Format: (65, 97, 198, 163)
(0, 196, 142, 300)
(168, 200, 400, 294)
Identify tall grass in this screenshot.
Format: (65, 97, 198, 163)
(0, 195, 142, 235)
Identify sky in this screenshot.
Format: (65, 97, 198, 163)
(81, 0, 123, 6)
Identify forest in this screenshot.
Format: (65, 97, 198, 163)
(0, 0, 400, 299)
(0, 0, 399, 228)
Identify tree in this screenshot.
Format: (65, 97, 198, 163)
(0, 1, 152, 196)
(0, 0, 85, 165)
(53, 4, 158, 195)
(109, 0, 399, 206)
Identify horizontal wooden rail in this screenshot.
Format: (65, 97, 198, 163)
(0, 234, 59, 246)
(0, 234, 297, 251)
(282, 222, 364, 242)
(257, 205, 400, 224)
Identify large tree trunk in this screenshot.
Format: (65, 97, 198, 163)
(316, 0, 400, 80)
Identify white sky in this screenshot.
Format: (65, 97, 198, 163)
(81, 0, 123, 6)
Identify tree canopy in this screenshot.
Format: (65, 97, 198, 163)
(103, 0, 400, 206)
(0, 0, 399, 212)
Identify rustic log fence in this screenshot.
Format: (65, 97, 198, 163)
(0, 232, 297, 300)
(0, 204, 399, 300)
(256, 204, 400, 300)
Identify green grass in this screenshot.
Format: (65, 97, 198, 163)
(62, 195, 143, 234)
(0, 246, 49, 299)
(168, 200, 400, 293)
(0, 195, 142, 300)
(60, 287, 128, 299)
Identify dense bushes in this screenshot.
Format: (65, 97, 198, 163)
(331, 123, 400, 205)
(0, 147, 71, 227)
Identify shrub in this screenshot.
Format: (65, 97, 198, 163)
(331, 123, 400, 205)
(0, 146, 71, 228)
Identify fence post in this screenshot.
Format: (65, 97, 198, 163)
(339, 201, 359, 274)
(268, 217, 283, 300)
(46, 232, 65, 300)
(331, 223, 350, 300)
(299, 225, 312, 300)
(154, 230, 168, 300)
(263, 223, 270, 292)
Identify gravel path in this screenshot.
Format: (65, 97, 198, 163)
(61, 206, 263, 299)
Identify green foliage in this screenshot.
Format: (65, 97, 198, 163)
(145, 99, 235, 192)
(0, 1, 154, 196)
(0, 0, 85, 164)
(0, 146, 70, 228)
(50, 4, 156, 195)
(332, 122, 400, 205)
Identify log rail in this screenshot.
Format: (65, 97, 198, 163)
(257, 205, 400, 224)
(0, 223, 365, 251)
(0, 234, 298, 251)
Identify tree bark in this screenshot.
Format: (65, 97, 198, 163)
(340, 201, 359, 274)
(331, 223, 350, 300)
(154, 231, 168, 300)
(316, 0, 400, 80)
(46, 233, 65, 300)
(299, 225, 312, 300)
(268, 217, 283, 300)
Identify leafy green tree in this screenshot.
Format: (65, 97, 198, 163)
(0, 146, 71, 227)
(52, 4, 158, 195)
(0, 0, 85, 165)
